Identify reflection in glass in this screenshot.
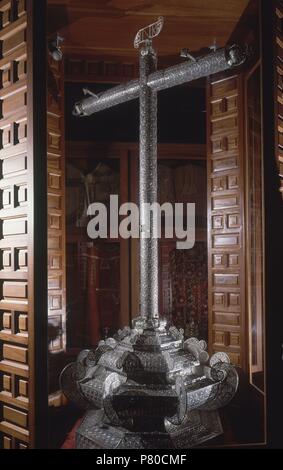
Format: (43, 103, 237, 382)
(66, 158, 121, 349)
(246, 65, 264, 392)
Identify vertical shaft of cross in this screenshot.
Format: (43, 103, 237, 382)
(139, 45, 159, 325)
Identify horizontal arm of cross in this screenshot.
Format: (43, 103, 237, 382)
(73, 45, 247, 117)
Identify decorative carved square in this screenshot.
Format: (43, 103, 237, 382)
(213, 292, 226, 307)
(48, 274, 62, 290)
(213, 234, 239, 248)
(211, 176, 226, 192)
(48, 194, 61, 210)
(229, 293, 240, 307)
(228, 174, 239, 190)
(3, 281, 28, 300)
(48, 315, 63, 351)
(230, 332, 240, 347)
(17, 442, 28, 450)
(48, 131, 61, 152)
(3, 343, 28, 364)
(122, 63, 135, 77)
(2, 311, 12, 330)
(227, 213, 240, 229)
(212, 116, 238, 135)
(18, 313, 28, 333)
(3, 405, 28, 428)
(211, 77, 237, 98)
(3, 373, 11, 393)
(14, 118, 27, 143)
(0, 123, 12, 148)
(16, 0, 26, 19)
(48, 214, 61, 230)
(212, 215, 224, 229)
(18, 379, 28, 398)
(2, 28, 26, 58)
(228, 254, 239, 267)
(15, 184, 28, 206)
(228, 352, 240, 366)
(48, 254, 61, 270)
(3, 218, 27, 236)
(49, 294, 62, 311)
(16, 248, 28, 269)
(48, 172, 61, 190)
(212, 156, 238, 173)
(3, 436, 12, 449)
(0, 2, 12, 30)
(211, 137, 223, 154)
(2, 187, 12, 208)
(2, 155, 27, 177)
(212, 254, 227, 268)
(214, 330, 229, 347)
(0, 63, 11, 88)
(213, 311, 240, 326)
(2, 248, 12, 270)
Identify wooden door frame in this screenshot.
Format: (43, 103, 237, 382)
(41, 0, 283, 449)
(260, 0, 283, 449)
(27, 0, 48, 449)
(0, 0, 47, 450)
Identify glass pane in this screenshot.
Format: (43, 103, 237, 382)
(246, 65, 265, 392)
(66, 158, 121, 349)
(158, 159, 208, 341)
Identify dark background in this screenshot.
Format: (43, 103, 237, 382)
(66, 82, 206, 144)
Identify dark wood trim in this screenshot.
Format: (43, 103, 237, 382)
(206, 72, 247, 370)
(27, 0, 48, 449)
(260, 0, 283, 449)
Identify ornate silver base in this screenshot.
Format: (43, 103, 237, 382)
(76, 409, 222, 449)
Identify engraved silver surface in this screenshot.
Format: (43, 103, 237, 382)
(61, 18, 249, 450)
(134, 16, 164, 49)
(139, 45, 159, 323)
(60, 321, 240, 448)
(147, 46, 245, 92)
(73, 46, 248, 117)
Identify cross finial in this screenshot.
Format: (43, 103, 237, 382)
(134, 16, 164, 49)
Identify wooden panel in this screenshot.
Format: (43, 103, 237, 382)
(3, 343, 27, 363)
(48, 1, 249, 59)
(207, 74, 246, 369)
(3, 405, 27, 427)
(0, 0, 47, 449)
(275, 4, 283, 199)
(65, 54, 139, 83)
(0, 0, 29, 448)
(47, 53, 66, 356)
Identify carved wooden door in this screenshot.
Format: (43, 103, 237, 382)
(274, 1, 283, 199)
(0, 0, 47, 449)
(47, 44, 66, 397)
(207, 74, 247, 370)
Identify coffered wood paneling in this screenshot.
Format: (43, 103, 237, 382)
(0, 0, 47, 449)
(207, 74, 246, 369)
(47, 54, 66, 355)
